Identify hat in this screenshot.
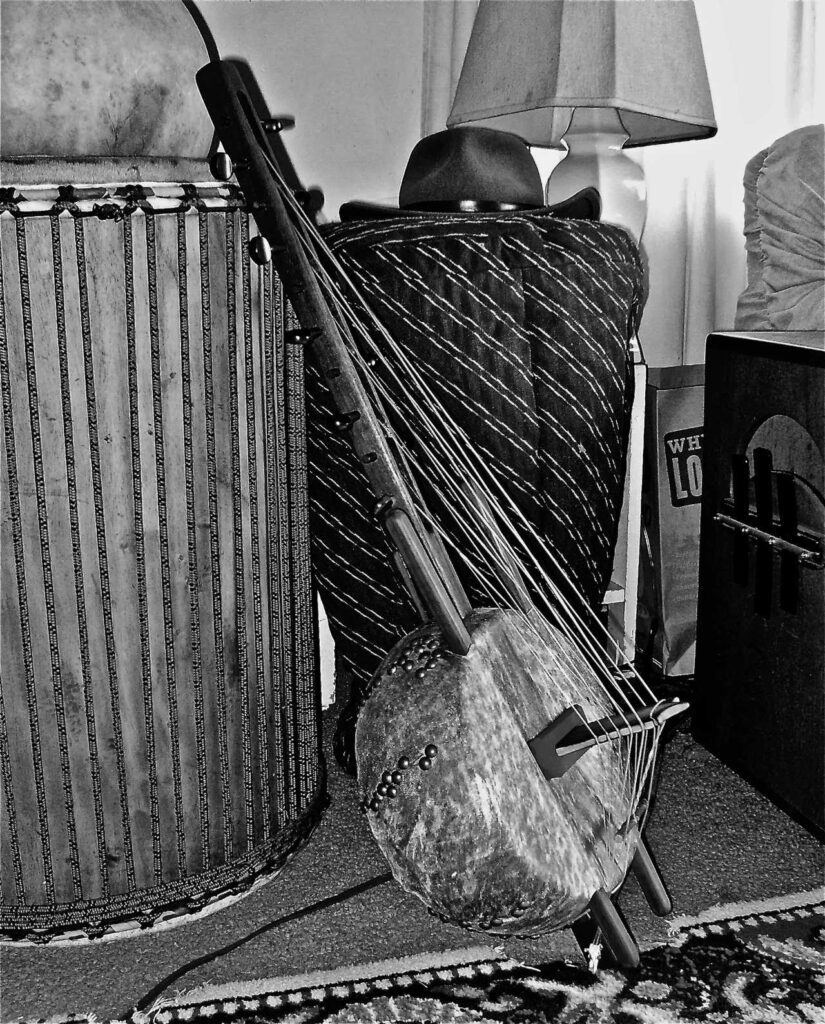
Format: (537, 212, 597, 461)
(340, 126, 600, 222)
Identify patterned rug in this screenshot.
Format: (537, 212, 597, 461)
(135, 890, 824, 1024)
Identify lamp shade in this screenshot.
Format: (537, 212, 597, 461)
(447, 0, 717, 149)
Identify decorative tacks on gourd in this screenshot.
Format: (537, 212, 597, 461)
(361, 743, 439, 814)
(359, 629, 449, 814)
(385, 632, 451, 678)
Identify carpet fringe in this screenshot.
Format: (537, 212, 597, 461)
(667, 887, 825, 934)
(166, 944, 506, 1008)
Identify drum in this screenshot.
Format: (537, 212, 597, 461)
(0, 175, 325, 941)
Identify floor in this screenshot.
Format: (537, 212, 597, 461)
(2, 697, 823, 1023)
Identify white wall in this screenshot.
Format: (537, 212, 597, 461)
(196, 0, 426, 221)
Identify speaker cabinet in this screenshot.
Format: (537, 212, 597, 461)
(693, 332, 824, 837)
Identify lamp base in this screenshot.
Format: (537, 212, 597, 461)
(544, 108, 646, 244)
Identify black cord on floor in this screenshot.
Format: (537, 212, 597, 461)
(129, 871, 394, 1018)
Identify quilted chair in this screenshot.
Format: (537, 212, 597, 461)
(736, 123, 825, 332)
(305, 210, 645, 773)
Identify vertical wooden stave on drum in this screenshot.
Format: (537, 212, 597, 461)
(262, 258, 291, 833)
(0, 180, 324, 940)
(76, 208, 143, 901)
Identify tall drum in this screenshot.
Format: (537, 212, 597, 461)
(0, 177, 325, 942)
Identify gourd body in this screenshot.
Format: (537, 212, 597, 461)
(356, 608, 638, 935)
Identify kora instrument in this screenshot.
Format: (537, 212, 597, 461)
(197, 60, 687, 965)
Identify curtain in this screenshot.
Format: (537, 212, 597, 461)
(421, 0, 478, 137)
(419, 0, 823, 366)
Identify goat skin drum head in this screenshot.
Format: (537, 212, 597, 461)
(355, 608, 639, 935)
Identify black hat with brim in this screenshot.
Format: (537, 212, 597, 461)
(340, 189, 601, 222)
(339, 126, 601, 223)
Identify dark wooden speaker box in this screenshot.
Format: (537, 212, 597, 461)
(693, 331, 824, 837)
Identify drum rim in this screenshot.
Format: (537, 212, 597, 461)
(0, 179, 246, 218)
(0, 770, 328, 946)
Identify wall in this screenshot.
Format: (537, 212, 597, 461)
(195, 0, 426, 221)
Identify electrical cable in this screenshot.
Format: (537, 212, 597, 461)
(129, 871, 394, 1018)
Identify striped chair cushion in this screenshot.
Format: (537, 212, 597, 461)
(306, 213, 644, 769)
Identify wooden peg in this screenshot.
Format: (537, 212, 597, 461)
(249, 236, 272, 265)
(209, 151, 235, 181)
(332, 411, 361, 433)
(285, 328, 322, 346)
(262, 116, 295, 133)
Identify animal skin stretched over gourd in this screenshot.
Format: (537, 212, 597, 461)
(356, 608, 638, 936)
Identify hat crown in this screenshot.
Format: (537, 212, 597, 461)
(399, 126, 543, 209)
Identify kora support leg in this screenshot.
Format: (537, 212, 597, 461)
(631, 837, 671, 916)
(586, 889, 640, 969)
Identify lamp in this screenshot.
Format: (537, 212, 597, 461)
(447, 0, 716, 243)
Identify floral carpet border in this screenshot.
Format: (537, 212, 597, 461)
(133, 891, 825, 1024)
(26, 891, 824, 1024)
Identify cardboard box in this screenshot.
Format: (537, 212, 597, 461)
(636, 364, 705, 676)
